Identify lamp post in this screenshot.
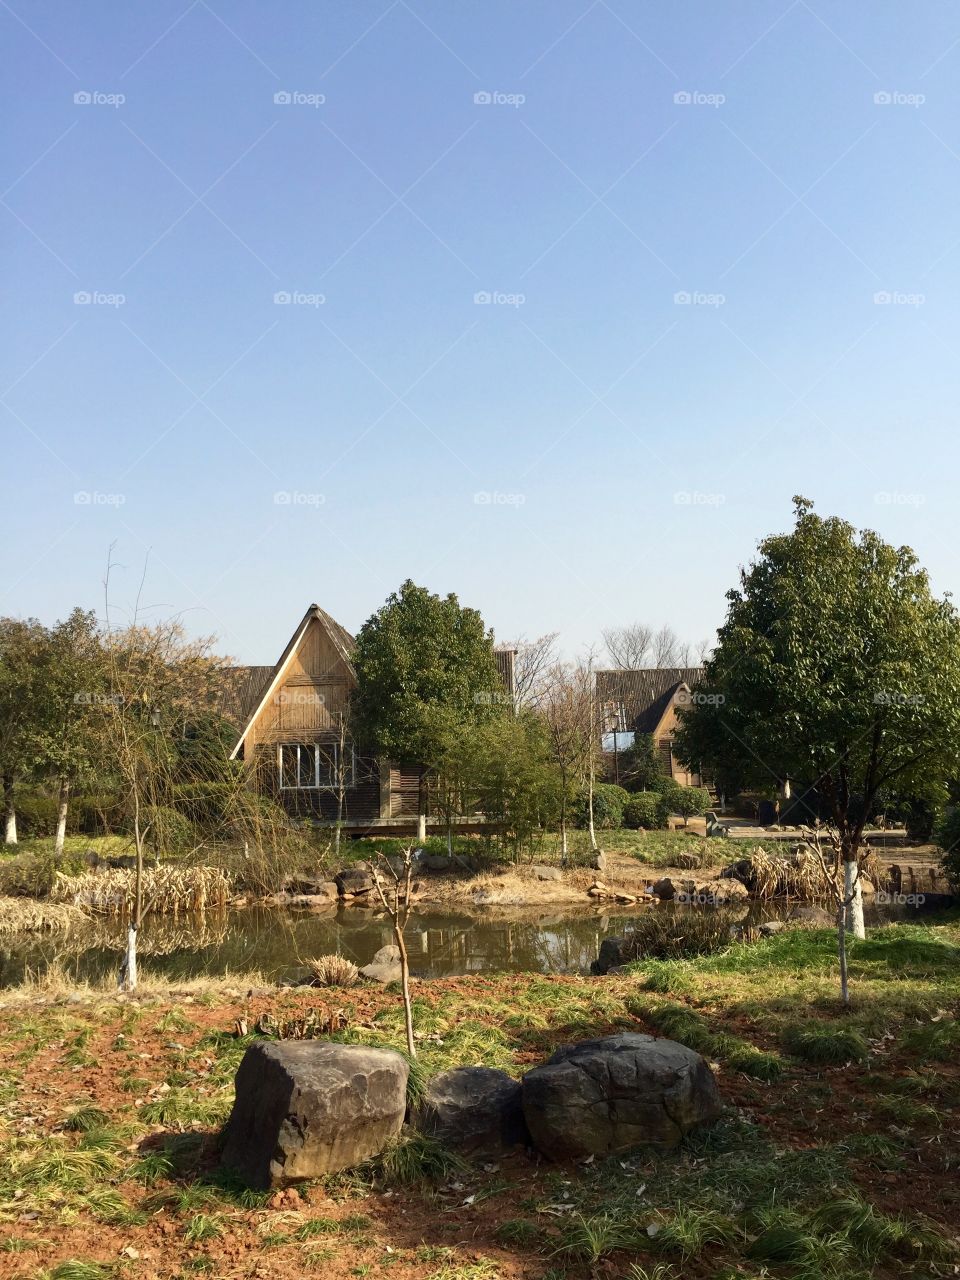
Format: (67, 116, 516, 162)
(608, 710, 621, 785)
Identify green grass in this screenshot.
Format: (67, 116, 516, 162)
(367, 1131, 468, 1187)
(781, 1023, 869, 1064)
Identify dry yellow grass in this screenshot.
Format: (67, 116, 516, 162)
(50, 865, 231, 916)
(0, 896, 89, 936)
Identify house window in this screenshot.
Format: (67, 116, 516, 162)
(278, 742, 356, 789)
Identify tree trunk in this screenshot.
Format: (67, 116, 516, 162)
(122, 815, 145, 992)
(54, 777, 70, 857)
(844, 859, 866, 940)
(3, 773, 16, 845)
(394, 919, 415, 1058)
(417, 771, 427, 842)
(836, 898, 850, 1006)
(588, 767, 599, 851)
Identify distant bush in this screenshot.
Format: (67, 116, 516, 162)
(673, 786, 711, 826)
(12, 791, 59, 837)
(146, 805, 197, 855)
(649, 777, 686, 811)
(936, 808, 960, 891)
(623, 792, 667, 830)
(73, 792, 125, 835)
(574, 783, 629, 830)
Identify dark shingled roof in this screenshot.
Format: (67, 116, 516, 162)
(596, 667, 704, 735)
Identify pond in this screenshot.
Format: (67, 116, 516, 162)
(0, 896, 907, 988)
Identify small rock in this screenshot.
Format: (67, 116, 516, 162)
(590, 936, 625, 975)
(531, 865, 562, 882)
(335, 866, 374, 896)
(590, 852, 608, 872)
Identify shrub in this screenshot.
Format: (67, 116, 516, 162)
(145, 805, 197, 855)
(623, 792, 667, 830)
(936, 808, 960, 891)
(72, 792, 126, 835)
(308, 954, 360, 988)
(574, 783, 629, 830)
(673, 786, 711, 826)
(13, 790, 60, 837)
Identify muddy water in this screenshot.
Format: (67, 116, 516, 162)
(1, 896, 905, 988)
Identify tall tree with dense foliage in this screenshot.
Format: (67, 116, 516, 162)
(674, 497, 960, 964)
(351, 580, 501, 837)
(0, 618, 47, 844)
(33, 609, 106, 856)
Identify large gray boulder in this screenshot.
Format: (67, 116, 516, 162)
(414, 1066, 527, 1153)
(531, 864, 562, 882)
(220, 1042, 408, 1188)
(521, 1033, 722, 1160)
(335, 866, 375, 896)
(360, 944, 403, 984)
(590, 936, 626, 975)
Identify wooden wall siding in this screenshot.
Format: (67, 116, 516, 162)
(390, 763, 422, 817)
(256, 744, 382, 822)
(245, 617, 355, 751)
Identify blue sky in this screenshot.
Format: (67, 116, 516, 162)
(3, 1, 959, 664)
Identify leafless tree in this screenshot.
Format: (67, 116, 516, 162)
(535, 655, 602, 858)
(370, 847, 417, 1057)
(503, 632, 559, 708)
(602, 623, 653, 669)
(801, 826, 872, 1004)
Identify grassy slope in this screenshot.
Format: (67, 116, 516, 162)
(0, 917, 958, 1280)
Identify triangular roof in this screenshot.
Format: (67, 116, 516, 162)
(596, 667, 704, 734)
(229, 604, 356, 759)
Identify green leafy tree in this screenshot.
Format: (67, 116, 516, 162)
(674, 497, 960, 990)
(351, 580, 501, 835)
(32, 609, 106, 856)
(620, 732, 665, 792)
(444, 711, 560, 856)
(0, 618, 47, 844)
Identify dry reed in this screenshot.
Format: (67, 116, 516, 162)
(307, 954, 360, 988)
(0, 896, 89, 937)
(50, 865, 231, 917)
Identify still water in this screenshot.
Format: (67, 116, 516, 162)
(0, 899, 900, 988)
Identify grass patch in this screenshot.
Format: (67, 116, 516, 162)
(781, 1023, 869, 1065)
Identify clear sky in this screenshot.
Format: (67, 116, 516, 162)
(3, 1, 959, 664)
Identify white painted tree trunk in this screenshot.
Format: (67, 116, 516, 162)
(844, 860, 866, 940)
(124, 924, 138, 990)
(54, 778, 70, 858)
(417, 812, 426, 841)
(3, 774, 16, 845)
